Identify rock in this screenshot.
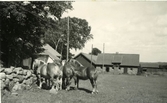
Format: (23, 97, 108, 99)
(4, 68, 13, 75)
(5, 78, 10, 86)
(0, 68, 5, 72)
(20, 83, 26, 90)
(0, 72, 6, 80)
(6, 74, 13, 80)
(25, 71, 32, 79)
(11, 92, 18, 96)
(1, 78, 6, 82)
(10, 66, 15, 69)
(23, 70, 28, 76)
(8, 80, 15, 91)
(23, 77, 33, 85)
(11, 73, 17, 78)
(13, 78, 19, 83)
(18, 70, 24, 75)
(15, 75, 25, 83)
(13, 67, 22, 74)
(12, 82, 22, 91)
(1, 80, 6, 90)
(32, 74, 36, 77)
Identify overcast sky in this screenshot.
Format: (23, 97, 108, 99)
(62, 1, 167, 62)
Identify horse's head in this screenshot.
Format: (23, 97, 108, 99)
(32, 59, 45, 74)
(33, 59, 45, 69)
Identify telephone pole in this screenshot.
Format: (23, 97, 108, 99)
(90, 44, 93, 67)
(67, 16, 69, 61)
(102, 43, 105, 69)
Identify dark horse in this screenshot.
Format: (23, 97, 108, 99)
(61, 60, 75, 91)
(62, 59, 99, 94)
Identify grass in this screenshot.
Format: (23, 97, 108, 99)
(1, 73, 167, 103)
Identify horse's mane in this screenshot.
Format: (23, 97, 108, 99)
(68, 59, 83, 67)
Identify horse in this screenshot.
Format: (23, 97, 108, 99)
(33, 59, 63, 92)
(63, 59, 99, 94)
(32, 59, 45, 75)
(46, 63, 63, 91)
(61, 60, 75, 91)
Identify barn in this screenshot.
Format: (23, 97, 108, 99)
(73, 53, 97, 68)
(96, 53, 140, 75)
(22, 44, 61, 69)
(140, 62, 159, 72)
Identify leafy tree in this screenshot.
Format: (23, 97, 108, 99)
(44, 17, 93, 59)
(90, 48, 101, 55)
(0, 1, 72, 67)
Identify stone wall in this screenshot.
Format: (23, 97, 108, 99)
(0, 66, 36, 94)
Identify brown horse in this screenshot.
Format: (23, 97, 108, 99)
(63, 59, 99, 94)
(33, 59, 63, 92)
(61, 60, 75, 91)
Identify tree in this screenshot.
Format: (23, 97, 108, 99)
(44, 17, 93, 59)
(0, 1, 73, 67)
(90, 48, 101, 55)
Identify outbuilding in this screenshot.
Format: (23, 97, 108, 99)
(73, 53, 97, 68)
(22, 44, 61, 69)
(96, 53, 140, 75)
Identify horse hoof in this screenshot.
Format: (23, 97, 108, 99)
(49, 89, 58, 94)
(37, 87, 41, 89)
(96, 90, 99, 94)
(91, 92, 95, 94)
(65, 88, 69, 91)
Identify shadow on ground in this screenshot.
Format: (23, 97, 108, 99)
(70, 86, 92, 93)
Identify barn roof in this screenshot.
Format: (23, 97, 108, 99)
(140, 62, 159, 68)
(73, 52, 97, 64)
(96, 53, 139, 67)
(40, 44, 61, 60)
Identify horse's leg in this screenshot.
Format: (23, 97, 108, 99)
(48, 78, 50, 88)
(59, 77, 62, 90)
(62, 77, 66, 89)
(38, 74, 42, 89)
(66, 77, 72, 91)
(65, 77, 70, 91)
(76, 77, 79, 89)
(50, 78, 55, 90)
(94, 80, 98, 94)
(37, 74, 42, 89)
(90, 79, 96, 94)
(45, 78, 47, 87)
(73, 76, 78, 90)
(49, 78, 58, 94)
(55, 77, 59, 91)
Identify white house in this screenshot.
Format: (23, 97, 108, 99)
(22, 44, 61, 69)
(38, 44, 61, 63)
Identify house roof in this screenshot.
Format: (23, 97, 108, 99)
(73, 52, 97, 64)
(140, 62, 159, 68)
(96, 53, 139, 67)
(40, 44, 61, 60)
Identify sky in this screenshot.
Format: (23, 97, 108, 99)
(62, 1, 167, 62)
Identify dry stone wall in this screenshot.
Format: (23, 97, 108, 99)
(0, 66, 37, 93)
